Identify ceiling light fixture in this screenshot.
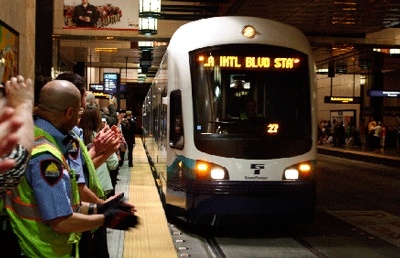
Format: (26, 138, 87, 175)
(139, 0, 161, 36)
(94, 48, 118, 52)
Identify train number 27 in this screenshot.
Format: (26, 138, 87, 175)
(267, 123, 279, 134)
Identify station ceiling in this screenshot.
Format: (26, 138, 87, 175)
(59, 0, 400, 82)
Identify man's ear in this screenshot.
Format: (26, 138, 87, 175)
(65, 106, 74, 118)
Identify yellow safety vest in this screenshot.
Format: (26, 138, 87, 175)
(4, 137, 81, 257)
(71, 130, 105, 199)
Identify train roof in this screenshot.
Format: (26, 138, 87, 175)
(168, 16, 312, 55)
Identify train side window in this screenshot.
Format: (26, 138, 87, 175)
(170, 90, 184, 149)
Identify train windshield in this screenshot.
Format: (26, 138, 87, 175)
(190, 44, 312, 159)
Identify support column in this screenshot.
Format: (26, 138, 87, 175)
(34, 0, 53, 101)
(370, 52, 384, 121)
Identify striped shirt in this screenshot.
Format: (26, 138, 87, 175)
(0, 144, 29, 194)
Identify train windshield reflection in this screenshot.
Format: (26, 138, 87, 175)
(190, 44, 311, 139)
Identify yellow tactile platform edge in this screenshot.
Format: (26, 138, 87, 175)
(123, 143, 177, 258)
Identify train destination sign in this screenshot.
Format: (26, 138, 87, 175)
(199, 55, 300, 69)
(368, 90, 400, 98)
(324, 96, 361, 104)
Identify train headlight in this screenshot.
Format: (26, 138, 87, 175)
(210, 168, 225, 180)
(283, 162, 313, 180)
(242, 25, 256, 39)
(195, 160, 228, 180)
(284, 169, 299, 180)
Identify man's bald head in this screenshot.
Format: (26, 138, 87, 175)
(36, 80, 81, 131)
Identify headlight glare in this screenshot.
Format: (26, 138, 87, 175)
(211, 168, 225, 180)
(284, 169, 299, 179)
(284, 161, 314, 180)
(195, 160, 228, 180)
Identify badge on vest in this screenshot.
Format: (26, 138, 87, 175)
(40, 159, 63, 185)
(69, 139, 80, 160)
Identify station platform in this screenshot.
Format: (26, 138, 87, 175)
(317, 143, 400, 168)
(107, 138, 177, 258)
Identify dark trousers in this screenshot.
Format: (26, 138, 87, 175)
(79, 226, 109, 258)
(127, 143, 135, 166)
(109, 169, 118, 192)
(0, 217, 23, 257)
(368, 132, 375, 149)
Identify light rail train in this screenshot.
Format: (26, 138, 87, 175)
(142, 16, 317, 225)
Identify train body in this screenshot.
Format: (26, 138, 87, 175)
(142, 16, 317, 225)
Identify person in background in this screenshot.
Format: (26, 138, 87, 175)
(72, 0, 99, 27)
(367, 116, 376, 149)
(372, 121, 382, 151)
(115, 112, 127, 186)
(317, 120, 325, 145)
(0, 76, 34, 257)
(80, 107, 117, 198)
(240, 98, 263, 120)
(358, 118, 366, 148)
(335, 121, 346, 147)
(331, 119, 338, 146)
(3, 80, 138, 257)
(345, 121, 356, 146)
(79, 106, 119, 258)
(102, 96, 118, 126)
(120, 110, 137, 167)
(380, 122, 386, 152)
(86, 91, 98, 108)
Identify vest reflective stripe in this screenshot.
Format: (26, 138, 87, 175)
(71, 130, 105, 199)
(3, 128, 81, 257)
(34, 126, 58, 146)
(4, 188, 42, 221)
(5, 141, 77, 220)
(33, 127, 80, 207)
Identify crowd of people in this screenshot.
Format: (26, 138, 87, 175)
(0, 73, 139, 257)
(317, 116, 394, 152)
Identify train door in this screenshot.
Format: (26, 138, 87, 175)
(166, 89, 187, 212)
(169, 90, 184, 149)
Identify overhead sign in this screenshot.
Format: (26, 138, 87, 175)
(368, 90, 400, 98)
(199, 55, 301, 70)
(324, 96, 361, 104)
(103, 73, 119, 94)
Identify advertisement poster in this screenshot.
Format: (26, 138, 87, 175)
(63, 0, 139, 30)
(0, 21, 19, 84)
(330, 110, 356, 127)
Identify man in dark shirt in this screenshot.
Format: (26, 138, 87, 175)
(120, 111, 137, 167)
(72, 0, 99, 27)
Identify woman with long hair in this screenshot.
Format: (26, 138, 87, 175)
(78, 106, 119, 258)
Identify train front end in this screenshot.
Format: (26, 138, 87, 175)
(164, 17, 317, 225)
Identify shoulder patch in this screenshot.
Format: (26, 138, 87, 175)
(40, 159, 63, 186)
(68, 139, 80, 160)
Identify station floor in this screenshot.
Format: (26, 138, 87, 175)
(107, 138, 177, 258)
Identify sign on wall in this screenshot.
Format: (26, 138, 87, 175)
(368, 90, 400, 98)
(324, 96, 361, 104)
(0, 20, 19, 84)
(330, 110, 356, 127)
(63, 0, 139, 30)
